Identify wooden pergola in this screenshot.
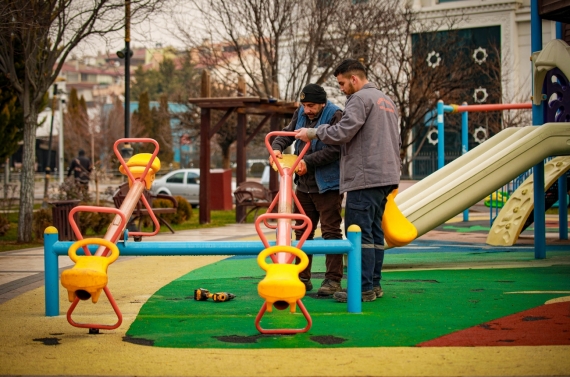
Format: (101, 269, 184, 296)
(188, 71, 299, 223)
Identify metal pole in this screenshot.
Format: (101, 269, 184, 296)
(461, 102, 469, 222)
(121, 0, 133, 160)
(531, 0, 546, 259)
(44, 227, 59, 316)
(58, 98, 65, 184)
(436, 100, 444, 169)
(42, 84, 57, 208)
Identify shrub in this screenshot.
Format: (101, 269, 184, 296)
(173, 196, 193, 224)
(33, 209, 53, 241)
(0, 214, 9, 236)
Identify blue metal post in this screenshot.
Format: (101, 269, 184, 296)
(556, 22, 563, 39)
(436, 100, 445, 169)
(531, 0, 546, 259)
(346, 225, 362, 314)
(44, 227, 60, 316)
(461, 103, 469, 222)
(559, 172, 568, 240)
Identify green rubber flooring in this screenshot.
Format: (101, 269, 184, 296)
(125, 251, 570, 349)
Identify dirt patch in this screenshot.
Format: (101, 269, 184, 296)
(123, 335, 155, 346)
(33, 337, 60, 346)
(310, 335, 347, 345)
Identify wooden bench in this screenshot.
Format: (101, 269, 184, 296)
(113, 182, 178, 237)
(233, 181, 272, 223)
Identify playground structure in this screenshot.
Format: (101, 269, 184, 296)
(44, 134, 365, 335)
(415, 39, 570, 255)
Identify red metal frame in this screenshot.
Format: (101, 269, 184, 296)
(63, 138, 160, 331)
(254, 131, 313, 334)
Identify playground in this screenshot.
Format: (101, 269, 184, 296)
(1, 4, 570, 376)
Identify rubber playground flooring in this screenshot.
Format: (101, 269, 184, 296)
(127, 254, 570, 349)
(1, 227, 570, 376)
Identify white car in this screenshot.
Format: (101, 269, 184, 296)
(151, 169, 200, 206)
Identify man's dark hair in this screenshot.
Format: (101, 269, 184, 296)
(78, 149, 85, 156)
(334, 59, 367, 78)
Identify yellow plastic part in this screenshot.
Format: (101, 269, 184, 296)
(486, 156, 570, 246)
(61, 238, 120, 303)
(118, 153, 161, 189)
(257, 245, 309, 313)
(382, 189, 417, 247)
(271, 154, 300, 172)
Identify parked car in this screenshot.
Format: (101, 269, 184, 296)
(151, 169, 200, 206)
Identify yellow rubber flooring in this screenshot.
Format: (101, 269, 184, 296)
(1, 251, 569, 377)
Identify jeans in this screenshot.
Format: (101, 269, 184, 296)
(345, 185, 397, 292)
(294, 189, 344, 282)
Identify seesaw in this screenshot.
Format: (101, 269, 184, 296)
(59, 138, 162, 332)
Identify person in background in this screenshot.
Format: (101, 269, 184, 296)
(270, 83, 345, 297)
(295, 59, 401, 303)
(67, 149, 92, 190)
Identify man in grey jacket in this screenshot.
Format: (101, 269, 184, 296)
(270, 83, 345, 297)
(296, 59, 401, 302)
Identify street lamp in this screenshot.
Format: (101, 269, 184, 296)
(120, 0, 133, 160)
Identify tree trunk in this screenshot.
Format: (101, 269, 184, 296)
(222, 146, 231, 170)
(17, 107, 38, 242)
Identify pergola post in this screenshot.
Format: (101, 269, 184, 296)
(199, 70, 211, 224)
(235, 77, 247, 222)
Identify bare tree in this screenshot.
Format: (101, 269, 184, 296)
(0, 0, 165, 242)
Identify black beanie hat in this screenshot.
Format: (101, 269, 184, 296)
(300, 83, 327, 104)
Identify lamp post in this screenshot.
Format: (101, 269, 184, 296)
(42, 84, 58, 208)
(120, 0, 133, 160)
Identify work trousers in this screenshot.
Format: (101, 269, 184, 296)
(294, 189, 344, 283)
(345, 185, 397, 292)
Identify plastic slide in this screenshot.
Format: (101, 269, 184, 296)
(394, 123, 570, 239)
(486, 156, 570, 246)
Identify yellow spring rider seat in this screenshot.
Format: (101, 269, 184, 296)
(118, 152, 161, 189)
(257, 245, 309, 313)
(61, 238, 120, 303)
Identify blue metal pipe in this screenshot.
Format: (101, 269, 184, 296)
(44, 229, 60, 316)
(461, 103, 469, 222)
(346, 225, 362, 314)
(556, 22, 563, 39)
(437, 101, 445, 169)
(51, 239, 354, 256)
(531, 0, 546, 259)
(559, 172, 568, 240)
(45, 236, 362, 315)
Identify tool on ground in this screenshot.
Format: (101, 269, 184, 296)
(194, 288, 236, 302)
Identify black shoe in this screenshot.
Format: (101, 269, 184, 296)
(300, 278, 313, 291)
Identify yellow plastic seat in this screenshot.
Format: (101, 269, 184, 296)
(61, 238, 120, 303)
(118, 153, 161, 189)
(257, 245, 309, 313)
(382, 189, 417, 247)
(271, 154, 300, 172)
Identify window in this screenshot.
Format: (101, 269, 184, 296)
(166, 172, 184, 184)
(187, 173, 199, 184)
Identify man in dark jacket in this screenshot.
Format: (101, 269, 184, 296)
(67, 149, 92, 189)
(270, 83, 345, 296)
(296, 59, 401, 303)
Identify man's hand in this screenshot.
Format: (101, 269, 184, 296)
(296, 160, 307, 176)
(295, 128, 311, 142)
(269, 150, 282, 166)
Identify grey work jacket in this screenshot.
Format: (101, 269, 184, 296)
(313, 83, 401, 194)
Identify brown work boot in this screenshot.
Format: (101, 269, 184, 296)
(300, 278, 313, 292)
(317, 279, 341, 296)
(373, 286, 384, 298)
(333, 290, 376, 303)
